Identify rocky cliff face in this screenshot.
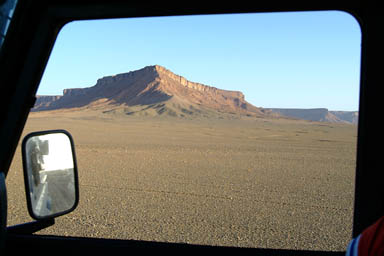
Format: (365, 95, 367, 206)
(32, 65, 263, 118)
(153, 65, 245, 99)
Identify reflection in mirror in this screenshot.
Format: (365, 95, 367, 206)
(23, 131, 78, 219)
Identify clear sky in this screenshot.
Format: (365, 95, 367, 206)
(38, 11, 361, 111)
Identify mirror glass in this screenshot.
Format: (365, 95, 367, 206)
(23, 131, 78, 219)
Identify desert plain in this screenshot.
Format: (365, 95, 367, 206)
(6, 111, 357, 251)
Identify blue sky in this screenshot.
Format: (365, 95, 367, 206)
(38, 11, 361, 111)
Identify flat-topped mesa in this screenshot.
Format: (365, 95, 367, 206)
(152, 65, 245, 100)
(83, 65, 245, 101)
(32, 65, 265, 116)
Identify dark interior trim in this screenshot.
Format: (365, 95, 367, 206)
(1, 0, 382, 253)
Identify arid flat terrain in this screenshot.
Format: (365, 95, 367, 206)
(6, 112, 357, 251)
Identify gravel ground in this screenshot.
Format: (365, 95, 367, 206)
(6, 114, 357, 251)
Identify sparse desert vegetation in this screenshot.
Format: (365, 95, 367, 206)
(6, 112, 357, 251)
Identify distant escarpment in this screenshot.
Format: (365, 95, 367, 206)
(265, 108, 358, 124)
(32, 65, 265, 118)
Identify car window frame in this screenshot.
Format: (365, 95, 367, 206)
(0, 1, 382, 254)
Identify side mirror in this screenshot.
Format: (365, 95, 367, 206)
(22, 130, 79, 220)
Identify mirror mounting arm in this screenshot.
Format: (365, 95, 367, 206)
(7, 218, 54, 235)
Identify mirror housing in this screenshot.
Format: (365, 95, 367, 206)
(22, 130, 79, 220)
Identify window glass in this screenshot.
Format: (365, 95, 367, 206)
(7, 11, 361, 251)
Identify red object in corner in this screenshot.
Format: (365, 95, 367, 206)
(358, 216, 384, 255)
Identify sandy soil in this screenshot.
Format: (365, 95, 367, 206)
(6, 112, 357, 251)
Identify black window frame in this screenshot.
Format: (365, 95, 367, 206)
(0, 0, 382, 254)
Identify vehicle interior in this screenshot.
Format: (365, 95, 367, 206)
(0, 0, 382, 254)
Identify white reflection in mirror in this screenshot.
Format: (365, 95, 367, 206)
(25, 133, 76, 218)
